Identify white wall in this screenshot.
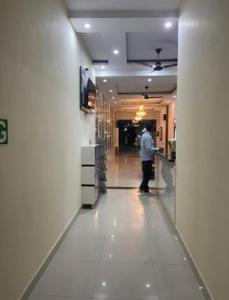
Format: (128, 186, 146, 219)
(0, 1, 95, 299)
(177, 0, 229, 299)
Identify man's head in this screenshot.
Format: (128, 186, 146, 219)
(145, 121, 154, 132)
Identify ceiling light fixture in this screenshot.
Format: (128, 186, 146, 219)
(135, 116, 142, 122)
(101, 65, 105, 69)
(84, 23, 91, 29)
(165, 22, 172, 29)
(136, 111, 146, 117)
(148, 78, 152, 82)
(113, 49, 119, 55)
(109, 89, 113, 93)
(103, 79, 107, 83)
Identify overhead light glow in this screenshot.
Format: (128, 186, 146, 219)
(109, 89, 113, 93)
(112, 96, 115, 100)
(84, 23, 91, 29)
(113, 49, 119, 55)
(135, 116, 142, 121)
(165, 22, 172, 29)
(148, 78, 152, 82)
(103, 79, 107, 83)
(101, 65, 106, 69)
(136, 111, 146, 117)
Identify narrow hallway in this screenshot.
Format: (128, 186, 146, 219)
(29, 189, 206, 300)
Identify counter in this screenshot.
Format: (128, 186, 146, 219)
(156, 153, 176, 223)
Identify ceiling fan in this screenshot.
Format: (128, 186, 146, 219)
(142, 48, 177, 71)
(143, 86, 162, 100)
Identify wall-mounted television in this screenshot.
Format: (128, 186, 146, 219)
(80, 66, 96, 113)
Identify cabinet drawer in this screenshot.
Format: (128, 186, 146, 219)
(81, 166, 96, 185)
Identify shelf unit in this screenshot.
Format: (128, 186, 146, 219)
(81, 145, 99, 207)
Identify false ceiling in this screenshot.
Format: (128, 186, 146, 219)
(65, 0, 181, 11)
(66, 0, 179, 111)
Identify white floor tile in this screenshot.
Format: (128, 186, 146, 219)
(68, 213, 108, 237)
(102, 235, 151, 263)
(31, 262, 97, 298)
(94, 262, 160, 300)
(149, 235, 186, 265)
(54, 235, 105, 263)
(155, 264, 206, 300)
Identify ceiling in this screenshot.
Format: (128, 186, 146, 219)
(66, 0, 179, 112)
(65, 0, 181, 11)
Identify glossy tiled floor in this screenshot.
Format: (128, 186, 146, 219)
(107, 153, 157, 188)
(29, 189, 206, 300)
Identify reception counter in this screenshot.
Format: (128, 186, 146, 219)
(156, 153, 176, 223)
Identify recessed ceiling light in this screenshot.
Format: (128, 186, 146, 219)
(109, 89, 113, 93)
(113, 49, 119, 55)
(84, 23, 91, 29)
(103, 79, 107, 83)
(148, 78, 152, 82)
(165, 22, 172, 29)
(101, 65, 105, 69)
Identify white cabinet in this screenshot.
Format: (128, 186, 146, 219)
(81, 145, 99, 207)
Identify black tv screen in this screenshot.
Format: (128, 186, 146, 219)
(80, 66, 96, 112)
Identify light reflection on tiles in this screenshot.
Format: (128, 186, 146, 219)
(29, 156, 206, 300)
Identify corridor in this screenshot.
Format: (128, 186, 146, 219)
(1, 0, 229, 299)
(29, 188, 206, 300)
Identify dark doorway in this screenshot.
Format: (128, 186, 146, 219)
(117, 119, 157, 154)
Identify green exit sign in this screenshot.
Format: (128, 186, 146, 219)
(0, 119, 8, 144)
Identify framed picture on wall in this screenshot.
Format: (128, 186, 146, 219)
(159, 127, 163, 141)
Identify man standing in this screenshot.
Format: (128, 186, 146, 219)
(139, 121, 158, 194)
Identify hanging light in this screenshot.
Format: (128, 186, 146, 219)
(136, 111, 146, 117)
(135, 116, 142, 121)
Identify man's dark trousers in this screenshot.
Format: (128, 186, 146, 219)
(140, 160, 153, 192)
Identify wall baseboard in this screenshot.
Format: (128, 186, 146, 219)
(19, 207, 81, 300)
(176, 229, 214, 300)
(157, 198, 214, 300)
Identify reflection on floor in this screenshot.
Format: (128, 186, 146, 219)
(29, 189, 206, 300)
(107, 153, 157, 188)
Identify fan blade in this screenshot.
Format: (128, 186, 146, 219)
(163, 63, 177, 69)
(137, 62, 153, 68)
(148, 96, 163, 99)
